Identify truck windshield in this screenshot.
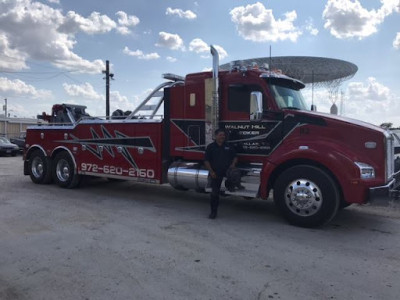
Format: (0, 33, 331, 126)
(267, 80, 308, 110)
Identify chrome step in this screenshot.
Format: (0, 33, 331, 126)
(204, 165, 261, 198)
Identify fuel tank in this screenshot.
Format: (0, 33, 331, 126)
(167, 161, 209, 190)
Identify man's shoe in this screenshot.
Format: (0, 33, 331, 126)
(208, 212, 217, 219)
(237, 184, 245, 190)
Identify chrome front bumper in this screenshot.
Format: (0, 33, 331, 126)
(368, 170, 400, 204)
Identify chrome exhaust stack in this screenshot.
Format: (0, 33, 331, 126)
(205, 45, 220, 146)
(210, 45, 219, 136)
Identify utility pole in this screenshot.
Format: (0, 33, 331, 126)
(3, 98, 7, 118)
(102, 60, 114, 118)
(3, 98, 7, 137)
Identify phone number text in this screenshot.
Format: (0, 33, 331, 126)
(80, 163, 155, 178)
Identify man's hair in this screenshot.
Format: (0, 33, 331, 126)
(214, 128, 226, 135)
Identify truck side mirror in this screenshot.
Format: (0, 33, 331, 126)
(250, 91, 263, 120)
(311, 104, 317, 112)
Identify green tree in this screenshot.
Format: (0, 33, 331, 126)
(380, 122, 393, 129)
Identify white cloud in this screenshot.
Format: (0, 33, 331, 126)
(323, 0, 399, 39)
(61, 11, 116, 35)
(347, 77, 391, 101)
(0, 1, 138, 73)
(189, 38, 228, 60)
(47, 0, 60, 4)
(230, 2, 302, 42)
(123, 47, 160, 60)
(6, 102, 33, 118)
(303, 78, 399, 126)
(166, 56, 177, 62)
(156, 32, 185, 51)
(115, 11, 140, 35)
(63, 82, 103, 100)
(110, 91, 135, 112)
(65, 90, 135, 117)
(0, 77, 52, 99)
(305, 18, 319, 36)
(116, 11, 140, 27)
(83, 89, 145, 117)
(0, 34, 28, 71)
(166, 7, 197, 20)
(213, 45, 228, 60)
(393, 32, 400, 49)
(189, 38, 208, 53)
(0, 0, 108, 73)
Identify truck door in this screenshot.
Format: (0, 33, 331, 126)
(221, 83, 283, 157)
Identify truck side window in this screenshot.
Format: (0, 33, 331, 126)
(228, 84, 263, 113)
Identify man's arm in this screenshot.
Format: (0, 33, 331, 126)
(230, 157, 238, 169)
(229, 145, 238, 169)
(204, 144, 217, 179)
(204, 160, 217, 179)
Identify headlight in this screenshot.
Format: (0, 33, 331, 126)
(355, 162, 375, 179)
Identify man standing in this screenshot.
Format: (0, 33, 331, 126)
(204, 129, 238, 219)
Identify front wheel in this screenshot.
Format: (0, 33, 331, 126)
(273, 165, 340, 228)
(52, 152, 81, 188)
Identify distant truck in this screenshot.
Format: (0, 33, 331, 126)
(23, 46, 400, 227)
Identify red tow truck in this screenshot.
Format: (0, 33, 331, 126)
(24, 46, 400, 227)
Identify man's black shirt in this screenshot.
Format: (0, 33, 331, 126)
(205, 142, 236, 176)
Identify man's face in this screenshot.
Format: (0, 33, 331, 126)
(215, 131, 226, 144)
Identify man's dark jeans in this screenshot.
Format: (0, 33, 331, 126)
(210, 176, 224, 213)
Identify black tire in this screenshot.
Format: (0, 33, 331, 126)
(28, 150, 52, 184)
(273, 165, 340, 228)
(52, 151, 81, 188)
(339, 201, 352, 210)
(173, 185, 189, 191)
(107, 178, 126, 182)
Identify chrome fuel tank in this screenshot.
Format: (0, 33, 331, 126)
(167, 162, 209, 190)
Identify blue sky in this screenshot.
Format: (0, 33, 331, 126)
(1, 0, 399, 127)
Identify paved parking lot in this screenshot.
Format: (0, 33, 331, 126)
(1, 156, 400, 300)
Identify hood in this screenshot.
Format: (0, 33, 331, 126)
(299, 110, 386, 134)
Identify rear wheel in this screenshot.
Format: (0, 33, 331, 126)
(52, 152, 81, 188)
(28, 150, 52, 184)
(273, 165, 340, 228)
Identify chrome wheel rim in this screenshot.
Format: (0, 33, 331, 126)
(31, 157, 44, 178)
(285, 179, 323, 216)
(56, 159, 70, 182)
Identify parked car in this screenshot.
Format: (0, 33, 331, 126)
(10, 132, 26, 152)
(0, 137, 19, 156)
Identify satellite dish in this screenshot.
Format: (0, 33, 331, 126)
(220, 56, 358, 87)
